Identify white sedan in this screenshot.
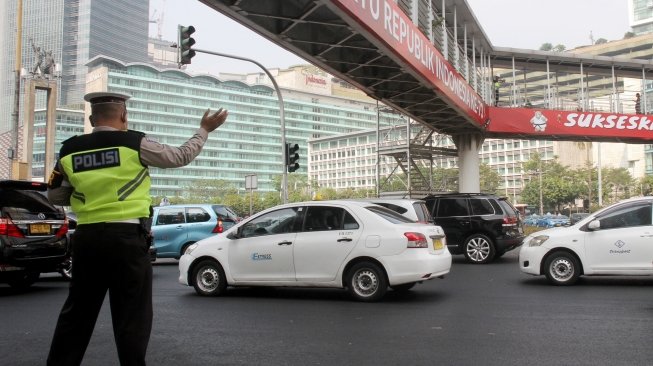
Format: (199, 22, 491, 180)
(519, 196, 653, 285)
(179, 200, 451, 301)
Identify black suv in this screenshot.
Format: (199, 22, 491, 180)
(423, 193, 524, 264)
(0, 180, 69, 288)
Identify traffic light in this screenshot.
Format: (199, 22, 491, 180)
(286, 143, 300, 173)
(177, 25, 196, 65)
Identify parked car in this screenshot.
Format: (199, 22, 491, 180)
(0, 180, 69, 289)
(152, 204, 239, 259)
(353, 198, 433, 224)
(61, 213, 157, 280)
(60, 212, 76, 280)
(519, 196, 653, 285)
(523, 214, 540, 226)
(537, 215, 570, 228)
(178, 200, 451, 302)
(423, 193, 524, 264)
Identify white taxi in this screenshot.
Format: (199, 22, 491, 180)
(179, 200, 451, 301)
(519, 197, 653, 285)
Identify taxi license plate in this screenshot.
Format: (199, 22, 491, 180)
(433, 238, 443, 250)
(30, 223, 51, 235)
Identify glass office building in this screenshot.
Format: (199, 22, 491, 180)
(84, 56, 384, 197)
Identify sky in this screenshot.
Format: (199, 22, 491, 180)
(150, 0, 631, 75)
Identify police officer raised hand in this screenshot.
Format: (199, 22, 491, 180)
(200, 108, 228, 132)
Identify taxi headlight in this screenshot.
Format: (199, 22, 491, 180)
(528, 235, 549, 247)
(185, 243, 199, 255)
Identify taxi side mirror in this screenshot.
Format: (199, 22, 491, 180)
(587, 220, 601, 231)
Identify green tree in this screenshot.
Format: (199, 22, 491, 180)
(261, 191, 281, 212)
(185, 179, 236, 203)
(521, 153, 578, 213)
(594, 38, 608, 45)
(552, 44, 566, 52)
(223, 192, 247, 217)
(539, 43, 553, 51)
(479, 163, 501, 194)
(316, 187, 338, 200)
(600, 167, 634, 204)
(573, 141, 593, 204)
(638, 176, 653, 196)
(432, 167, 458, 192)
(623, 31, 635, 39)
(379, 174, 407, 192)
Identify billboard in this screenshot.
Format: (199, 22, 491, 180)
(487, 107, 653, 142)
(331, 0, 488, 125)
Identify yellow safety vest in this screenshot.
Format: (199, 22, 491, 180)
(58, 130, 151, 224)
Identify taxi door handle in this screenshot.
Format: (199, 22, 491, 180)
(337, 238, 352, 242)
(278, 241, 293, 246)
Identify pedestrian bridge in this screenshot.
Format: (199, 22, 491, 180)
(199, 0, 653, 192)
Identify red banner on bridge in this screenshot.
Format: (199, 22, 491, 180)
(331, 0, 488, 125)
(487, 107, 653, 142)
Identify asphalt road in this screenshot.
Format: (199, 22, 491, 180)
(2, 251, 653, 366)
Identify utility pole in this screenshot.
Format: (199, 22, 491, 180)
(538, 162, 544, 215)
(11, 0, 24, 178)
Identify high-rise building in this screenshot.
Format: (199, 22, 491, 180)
(0, 0, 149, 134)
(629, 0, 653, 35)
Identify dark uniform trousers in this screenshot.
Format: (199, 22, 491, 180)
(47, 223, 152, 366)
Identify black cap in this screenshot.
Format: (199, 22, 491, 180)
(84, 91, 131, 105)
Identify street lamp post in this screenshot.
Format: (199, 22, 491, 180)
(11, 0, 24, 179)
(538, 168, 543, 215)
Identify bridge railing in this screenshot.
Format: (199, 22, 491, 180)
(495, 69, 645, 115)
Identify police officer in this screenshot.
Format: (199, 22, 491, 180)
(493, 75, 502, 107)
(46, 91, 228, 366)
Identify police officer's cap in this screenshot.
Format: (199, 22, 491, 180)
(84, 91, 131, 105)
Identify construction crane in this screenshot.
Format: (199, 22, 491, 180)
(149, 0, 165, 40)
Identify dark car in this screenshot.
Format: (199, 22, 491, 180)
(423, 193, 525, 264)
(63, 213, 157, 280)
(0, 180, 69, 288)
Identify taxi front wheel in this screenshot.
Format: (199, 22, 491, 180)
(192, 260, 227, 296)
(544, 251, 580, 286)
(346, 262, 387, 302)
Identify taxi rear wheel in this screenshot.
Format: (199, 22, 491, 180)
(346, 262, 387, 302)
(192, 260, 227, 296)
(544, 251, 580, 286)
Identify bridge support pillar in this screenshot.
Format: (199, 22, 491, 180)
(452, 133, 484, 193)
